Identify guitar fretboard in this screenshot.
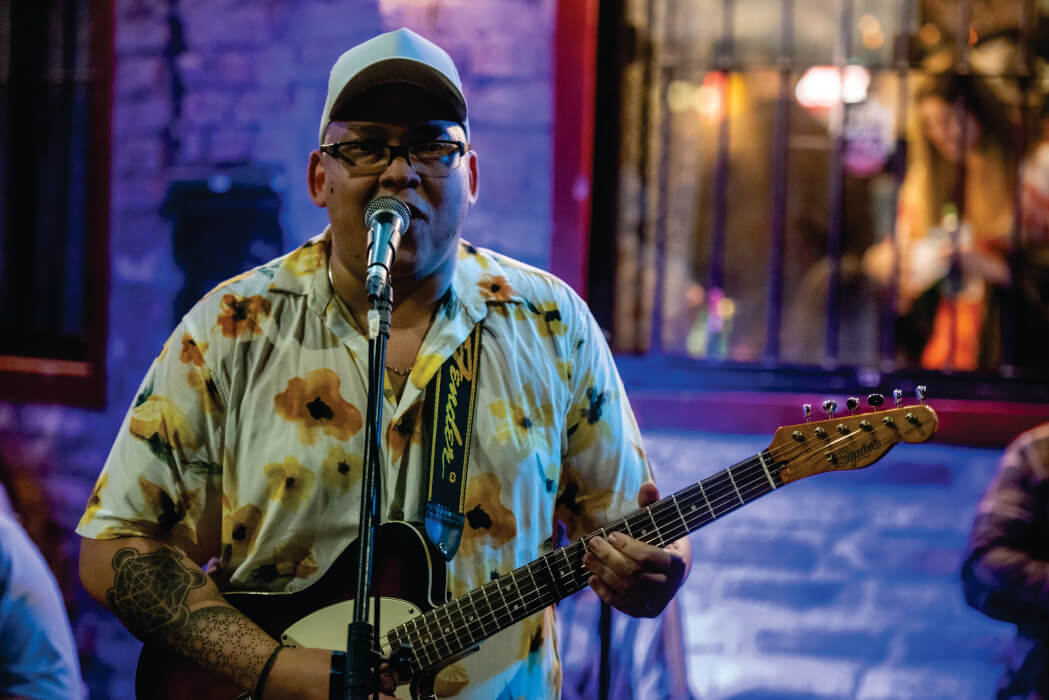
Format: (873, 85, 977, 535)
(385, 450, 784, 672)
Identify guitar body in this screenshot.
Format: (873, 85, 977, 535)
(136, 521, 448, 700)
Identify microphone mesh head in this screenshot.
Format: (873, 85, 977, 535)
(363, 196, 411, 229)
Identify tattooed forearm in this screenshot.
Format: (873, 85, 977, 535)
(106, 546, 278, 690)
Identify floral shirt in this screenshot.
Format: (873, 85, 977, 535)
(76, 229, 651, 699)
(962, 422, 1049, 700)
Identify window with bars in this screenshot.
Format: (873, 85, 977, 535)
(591, 0, 1049, 402)
(0, 0, 112, 405)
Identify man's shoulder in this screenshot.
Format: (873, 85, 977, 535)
(179, 234, 328, 334)
(1006, 422, 1049, 469)
(461, 242, 586, 311)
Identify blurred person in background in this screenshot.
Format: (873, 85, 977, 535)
(864, 68, 1014, 370)
(962, 422, 1049, 699)
(0, 454, 83, 699)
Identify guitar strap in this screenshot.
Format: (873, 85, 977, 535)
(421, 321, 483, 561)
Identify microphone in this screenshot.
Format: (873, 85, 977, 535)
(363, 196, 411, 299)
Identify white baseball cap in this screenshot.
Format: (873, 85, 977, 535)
(319, 27, 469, 145)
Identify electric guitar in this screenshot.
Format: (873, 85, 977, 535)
(137, 395, 938, 699)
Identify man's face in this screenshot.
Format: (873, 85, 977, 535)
(309, 88, 477, 286)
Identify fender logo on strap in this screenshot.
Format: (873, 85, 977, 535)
(423, 323, 483, 560)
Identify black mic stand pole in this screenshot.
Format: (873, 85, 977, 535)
(340, 282, 392, 700)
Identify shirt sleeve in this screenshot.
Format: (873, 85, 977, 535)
(556, 291, 653, 541)
(75, 321, 226, 564)
(961, 428, 1049, 637)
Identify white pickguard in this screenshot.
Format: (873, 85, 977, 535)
(280, 598, 421, 700)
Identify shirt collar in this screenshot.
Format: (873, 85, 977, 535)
(267, 229, 524, 322)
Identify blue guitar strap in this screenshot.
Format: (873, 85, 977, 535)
(422, 322, 483, 561)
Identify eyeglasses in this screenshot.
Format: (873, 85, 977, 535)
(319, 139, 470, 177)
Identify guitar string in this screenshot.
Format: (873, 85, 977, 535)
(381, 416, 920, 666)
(388, 417, 910, 666)
(383, 417, 915, 666)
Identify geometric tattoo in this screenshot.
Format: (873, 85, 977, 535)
(107, 547, 278, 690)
(107, 548, 206, 637)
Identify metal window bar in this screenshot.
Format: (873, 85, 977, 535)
(764, 0, 794, 363)
(705, 0, 735, 359)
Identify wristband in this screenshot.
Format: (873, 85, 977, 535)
(254, 643, 284, 700)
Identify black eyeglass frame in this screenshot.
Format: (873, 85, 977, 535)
(318, 139, 470, 176)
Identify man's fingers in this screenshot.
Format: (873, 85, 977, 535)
(593, 533, 674, 571)
(637, 481, 661, 507)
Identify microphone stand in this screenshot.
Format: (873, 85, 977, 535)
(340, 282, 392, 700)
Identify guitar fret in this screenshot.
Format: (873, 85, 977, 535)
(670, 494, 688, 536)
(493, 579, 514, 625)
(757, 451, 777, 490)
(408, 616, 434, 668)
(726, 466, 745, 505)
(446, 598, 465, 651)
(507, 571, 525, 619)
(524, 562, 547, 612)
(426, 611, 452, 661)
(698, 480, 716, 521)
(542, 553, 565, 601)
(623, 517, 634, 537)
(467, 589, 488, 639)
(646, 507, 663, 546)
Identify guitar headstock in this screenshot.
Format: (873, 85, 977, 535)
(767, 389, 938, 485)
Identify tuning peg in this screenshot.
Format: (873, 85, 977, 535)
(822, 399, 837, 418)
(915, 385, 927, 406)
(802, 403, 812, 423)
(846, 397, 860, 414)
(893, 389, 903, 407)
(867, 393, 884, 410)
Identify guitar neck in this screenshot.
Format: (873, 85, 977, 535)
(385, 401, 936, 674)
(386, 451, 781, 671)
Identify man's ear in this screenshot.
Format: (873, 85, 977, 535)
(307, 150, 328, 207)
(466, 149, 479, 204)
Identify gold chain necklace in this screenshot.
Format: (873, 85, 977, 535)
(327, 259, 413, 377)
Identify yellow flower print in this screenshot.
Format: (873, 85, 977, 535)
(555, 460, 614, 540)
(179, 334, 208, 366)
(216, 293, 271, 338)
(78, 473, 109, 528)
(222, 502, 263, 564)
(556, 360, 573, 383)
(459, 472, 517, 557)
(129, 395, 200, 451)
(518, 612, 547, 660)
(477, 274, 516, 303)
(490, 383, 554, 455)
(434, 663, 470, 697)
(320, 445, 363, 492)
(272, 539, 318, 578)
(187, 365, 224, 415)
(531, 301, 567, 337)
(274, 369, 362, 445)
(410, 353, 446, 390)
(385, 401, 423, 463)
(93, 477, 200, 549)
(284, 239, 328, 276)
(565, 376, 616, 458)
(264, 457, 316, 508)
(139, 477, 200, 529)
(243, 535, 319, 585)
(457, 242, 489, 269)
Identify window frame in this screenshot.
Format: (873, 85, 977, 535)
(0, 0, 113, 408)
(553, 0, 1049, 447)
